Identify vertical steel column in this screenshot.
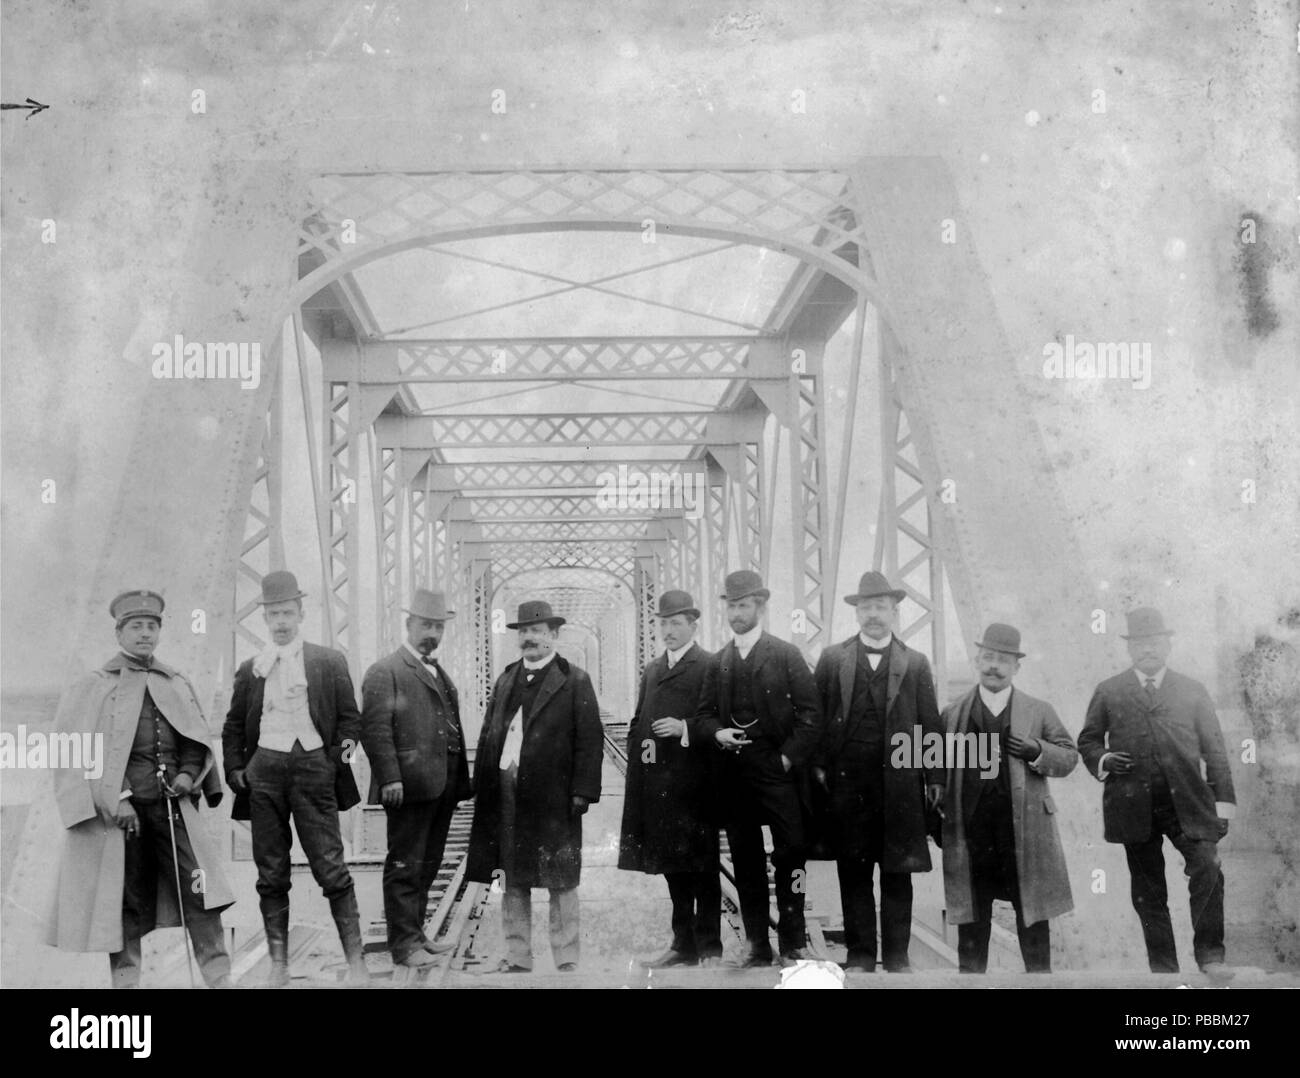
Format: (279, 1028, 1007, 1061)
(786, 361, 831, 658)
(371, 443, 402, 654)
(633, 556, 657, 677)
(707, 474, 729, 648)
(324, 379, 362, 676)
(472, 559, 494, 718)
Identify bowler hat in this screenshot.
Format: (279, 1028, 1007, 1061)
(259, 570, 306, 606)
(974, 623, 1025, 658)
(110, 589, 165, 626)
(720, 570, 770, 602)
(404, 588, 455, 621)
(1121, 607, 1173, 639)
(656, 589, 700, 620)
(844, 570, 905, 606)
(506, 599, 566, 630)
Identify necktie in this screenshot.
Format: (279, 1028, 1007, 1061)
(1144, 677, 1157, 702)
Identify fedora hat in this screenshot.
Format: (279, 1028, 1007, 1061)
(506, 599, 566, 630)
(720, 570, 770, 602)
(656, 589, 700, 620)
(1121, 607, 1173, 639)
(404, 588, 455, 621)
(974, 622, 1025, 658)
(259, 570, 306, 606)
(110, 589, 165, 626)
(844, 570, 905, 606)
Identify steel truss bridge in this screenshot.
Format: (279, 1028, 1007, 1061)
(11, 161, 1090, 902)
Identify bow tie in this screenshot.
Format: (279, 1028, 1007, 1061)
(420, 655, 438, 667)
(126, 656, 153, 669)
(862, 644, 888, 655)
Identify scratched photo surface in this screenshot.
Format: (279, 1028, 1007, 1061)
(1, 1, 1297, 992)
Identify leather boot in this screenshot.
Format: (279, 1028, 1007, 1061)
(259, 896, 290, 988)
(330, 890, 370, 986)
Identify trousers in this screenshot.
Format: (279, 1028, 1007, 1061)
(246, 743, 355, 905)
(1123, 783, 1226, 972)
(110, 798, 230, 988)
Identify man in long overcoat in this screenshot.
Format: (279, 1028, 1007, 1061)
(47, 589, 234, 988)
(695, 570, 824, 967)
(362, 588, 473, 968)
(1078, 606, 1236, 975)
(618, 589, 721, 968)
(466, 600, 603, 972)
(940, 623, 1077, 972)
(812, 571, 944, 972)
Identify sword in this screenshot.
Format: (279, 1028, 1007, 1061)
(161, 763, 198, 988)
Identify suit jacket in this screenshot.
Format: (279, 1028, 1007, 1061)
(694, 631, 823, 767)
(361, 648, 472, 805)
(466, 653, 604, 890)
(812, 635, 943, 871)
(1078, 667, 1235, 844)
(222, 640, 362, 821)
(940, 686, 1077, 925)
(618, 642, 719, 874)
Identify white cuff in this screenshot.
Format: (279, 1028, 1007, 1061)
(1027, 750, 1044, 773)
(1215, 801, 1236, 819)
(1097, 753, 1112, 780)
(118, 788, 133, 801)
(680, 721, 690, 748)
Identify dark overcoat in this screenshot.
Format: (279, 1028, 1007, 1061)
(466, 654, 604, 890)
(618, 642, 719, 874)
(1078, 667, 1235, 844)
(940, 686, 1077, 925)
(812, 635, 943, 871)
(221, 640, 362, 820)
(361, 648, 472, 804)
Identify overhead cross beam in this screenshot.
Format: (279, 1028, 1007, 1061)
(322, 336, 759, 382)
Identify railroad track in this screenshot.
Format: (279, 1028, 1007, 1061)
(603, 720, 959, 969)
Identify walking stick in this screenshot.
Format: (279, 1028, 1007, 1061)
(161, 764, 198, 988)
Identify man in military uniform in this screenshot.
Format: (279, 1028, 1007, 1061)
(47, 589, 235, 988)
(618, 589, 722, 968)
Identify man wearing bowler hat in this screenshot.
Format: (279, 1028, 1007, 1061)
(362, 588, 473, 968)
(811, 571, 943, 972)
(1078, 607, 1236, 975)
(47, 589, 235, 988)
(940, 623, 1078, 973)
(466, 600, 604, 972)
(619, 589, 722, 969)
(222, 570, 368, 985)
(695, 570, 823, 967)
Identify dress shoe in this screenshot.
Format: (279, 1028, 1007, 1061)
(423, 938, 456, 955)
(779, 947, 822, 967)
(727, 949, 774, 969)
(1200, 962, 1235, 980)
(557, 962, 578, 972)
(641, 949, 697, 969)
(885, 964, 913, 974)
(394, 949, 439, 969)
(697, 955, 723, 969)
(471, 959, 530, 975)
